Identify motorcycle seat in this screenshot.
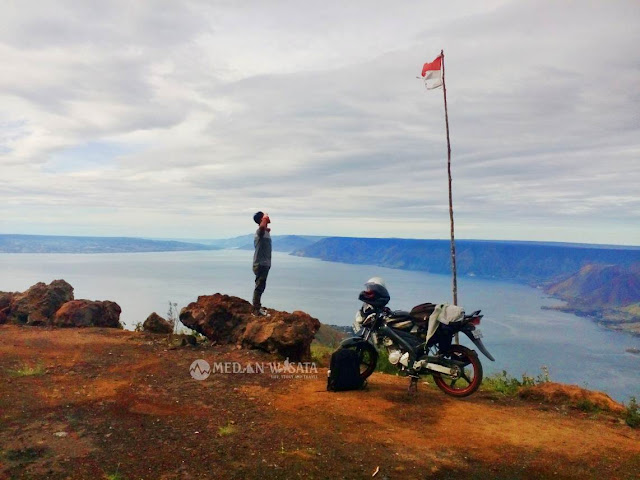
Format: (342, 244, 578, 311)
(410, 303, 436, 322)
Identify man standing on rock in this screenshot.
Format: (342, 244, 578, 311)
(252, 211, 272, 316)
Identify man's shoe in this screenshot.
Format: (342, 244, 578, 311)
(251, 308, 271, 317)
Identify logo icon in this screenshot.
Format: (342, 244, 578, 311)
(189, 359, 211, 380)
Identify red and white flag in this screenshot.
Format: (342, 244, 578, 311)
(421, 55, 442, 90)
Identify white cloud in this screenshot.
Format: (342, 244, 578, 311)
(0, 0, 638, 245)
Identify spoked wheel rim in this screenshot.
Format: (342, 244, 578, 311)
(342, 343, 377, 379)
(432, 345, 483, 397)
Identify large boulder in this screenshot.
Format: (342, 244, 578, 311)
(241, 311, 321, 360)
(52, 300, 122, 328)
(179, 293, 320, 361)
(179, 293, 253, 343)
(143, 312, 173, 334)
(0, 292, 14, 324)
(7, 280, 74, 325)
(0, 291, 14, 310)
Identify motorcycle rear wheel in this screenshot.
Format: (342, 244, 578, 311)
(341, 342, 378, 379)
(432, 345, 483, 397)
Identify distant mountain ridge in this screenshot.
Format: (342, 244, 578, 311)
(543, 264, 640, 335)
(199, 234, 325, 253)
(292, 237, 640, 285)
(545, 264, 640, 307)
(237, 235, 323, 253)
(0, 233, 325, 254)
(0, 234, 219, 254)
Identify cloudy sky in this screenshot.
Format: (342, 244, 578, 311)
(1, 0, 638, 245)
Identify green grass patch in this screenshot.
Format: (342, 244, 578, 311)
(9, 362, 45, 377)
(482, 367, 550, 396)
(104, 462, 123, 480)
(218, 422, 236, 436)
(482, 370, 528, 396)
(310, 343, 333, 367)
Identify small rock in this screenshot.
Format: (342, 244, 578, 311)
(53, 431, 68, 438)
(143, 312, 173, 334)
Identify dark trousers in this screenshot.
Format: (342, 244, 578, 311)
(252, 265, 270, 309)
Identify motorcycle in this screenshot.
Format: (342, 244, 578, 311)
(338, 277, 495, 397)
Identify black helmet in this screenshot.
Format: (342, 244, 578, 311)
(358, 276, 390, 308)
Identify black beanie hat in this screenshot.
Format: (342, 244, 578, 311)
(253, 211, 264, 224)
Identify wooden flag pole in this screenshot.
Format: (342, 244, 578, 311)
(440, 50, 458, 309)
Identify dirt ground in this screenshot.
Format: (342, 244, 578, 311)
(1, 325, 639, 480)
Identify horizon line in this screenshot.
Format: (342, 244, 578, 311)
(1, 232, 639, 250)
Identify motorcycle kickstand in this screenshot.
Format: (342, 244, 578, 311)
(407, 376, 419, 395)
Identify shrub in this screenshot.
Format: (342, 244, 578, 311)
(537, 365, 551, 384)
(483, 370, 525, 396)
(624, 396, 640, 428)
(482, 366, 550, 396)
(167, 301, 179, 333)
(310, 343, 333, 367)
(576, 398, 600, 413)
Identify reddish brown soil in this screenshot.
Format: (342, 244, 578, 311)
(1, 325, 638, 480)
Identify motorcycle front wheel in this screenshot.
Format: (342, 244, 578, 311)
(432, 345, 483, 397)
(341, 342, 378, 379)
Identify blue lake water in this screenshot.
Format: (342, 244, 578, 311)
(1, 250, 638, 402)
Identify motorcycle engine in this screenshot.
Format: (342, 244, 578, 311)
(388, 349, 401, 365)
(384, 338, 409, 367)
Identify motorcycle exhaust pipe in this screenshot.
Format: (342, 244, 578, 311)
(413, 359, 455, 375)
(425, 363, 455, 375)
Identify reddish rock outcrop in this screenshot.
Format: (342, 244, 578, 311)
(143, 312, 173, 334)
(0, 280, 122, 328)
(0, 292, 13, 324)
(6, 280, 74, 325)
(179, 293, 320, 360)
(0, 291, 14, 310)
(519, 382, 625, 413)
(52, 300, 122, 328)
